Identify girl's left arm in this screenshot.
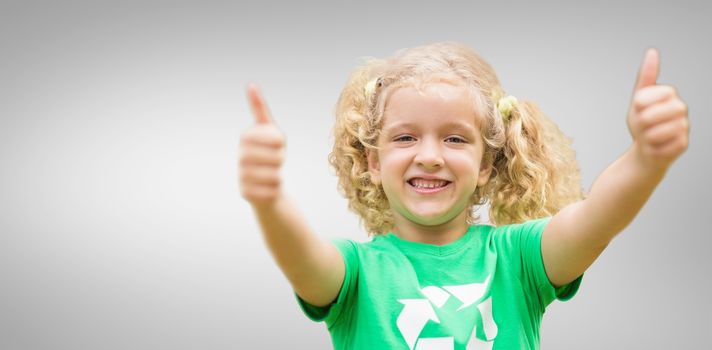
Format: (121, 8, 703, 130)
(541, 48, 690, 287)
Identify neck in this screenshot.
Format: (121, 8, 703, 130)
(390, 209, 470, 246)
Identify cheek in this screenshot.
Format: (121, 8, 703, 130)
(449, 154, 480, 173)
(381, 153, 410, 173)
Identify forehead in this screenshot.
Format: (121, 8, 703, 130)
(381, 82, 481, 132)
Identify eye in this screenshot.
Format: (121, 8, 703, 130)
(445, 136, 467, 143)
(394, 135, 416, 142)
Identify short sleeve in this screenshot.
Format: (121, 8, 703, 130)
(516, 217, 583, 310)
(295, 238, 359, 327)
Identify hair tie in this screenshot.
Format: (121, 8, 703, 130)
(497, 95, 518, 121)
(364, 77, 382, 97)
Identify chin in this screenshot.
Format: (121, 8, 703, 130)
(407, 210, 458, 226)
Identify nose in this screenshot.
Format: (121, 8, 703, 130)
(413, 137, 444, 170)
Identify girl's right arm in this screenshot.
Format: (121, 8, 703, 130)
(239, 83, 345, 307)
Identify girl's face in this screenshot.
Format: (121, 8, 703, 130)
(367, 82, 492, 229)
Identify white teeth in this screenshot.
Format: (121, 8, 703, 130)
(411, 179, 448, 188)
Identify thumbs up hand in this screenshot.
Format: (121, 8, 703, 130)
(627, 48, 689, 170)
(239, 83, 286, 207)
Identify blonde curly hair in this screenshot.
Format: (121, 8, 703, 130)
(328, 42, 584, 235)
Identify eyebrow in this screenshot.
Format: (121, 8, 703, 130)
(383, 120, 477, 135)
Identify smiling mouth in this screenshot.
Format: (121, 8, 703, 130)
(407, 179, 452, 193)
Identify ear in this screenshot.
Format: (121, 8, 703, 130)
(366, 149, 381, 186)
(477, 163, 492, 187)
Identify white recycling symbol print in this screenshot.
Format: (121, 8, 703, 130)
(396, 275, 497, 350)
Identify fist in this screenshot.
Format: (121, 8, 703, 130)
(628, 48, 689, 170)
(239, 83, 286, 206)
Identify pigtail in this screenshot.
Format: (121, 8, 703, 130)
(486, 99, 584, 226)
(328, 59, 393, 235)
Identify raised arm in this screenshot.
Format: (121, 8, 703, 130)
(239, 83, 345, 306)
(541, 49, 689, 287)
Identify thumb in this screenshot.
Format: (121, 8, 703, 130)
(247, 82, 273, 124)
(634, 48, 660, 91)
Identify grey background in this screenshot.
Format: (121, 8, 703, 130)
(1, 0, 710, 349)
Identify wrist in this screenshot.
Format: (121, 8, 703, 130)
(250, 191, 288, 215)
(628, 143, 670, 178)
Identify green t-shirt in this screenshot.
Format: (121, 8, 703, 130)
(297, 218, 583, 349)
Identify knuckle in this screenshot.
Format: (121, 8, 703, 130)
(252, 126, 285, 147)
(238, 152, 251, 166)
(671, 140, 685, 155)
(668, 98, 683, 112)
(267, 169, 281, 182)
(633, 94, 646, 110)
(266, 126, 286, 141)
(637, 110, 652, 128)
(276, 149, 286, 163)
(242, 126, 261, 140)
(271, 133, 286, 148)
(681, 118, 690, 133)
(661, 85, 676, 97)
(265, 178, 280, 187)
(238, 172, 251, 185)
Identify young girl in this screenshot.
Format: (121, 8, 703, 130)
(238, 42, 689, 349)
